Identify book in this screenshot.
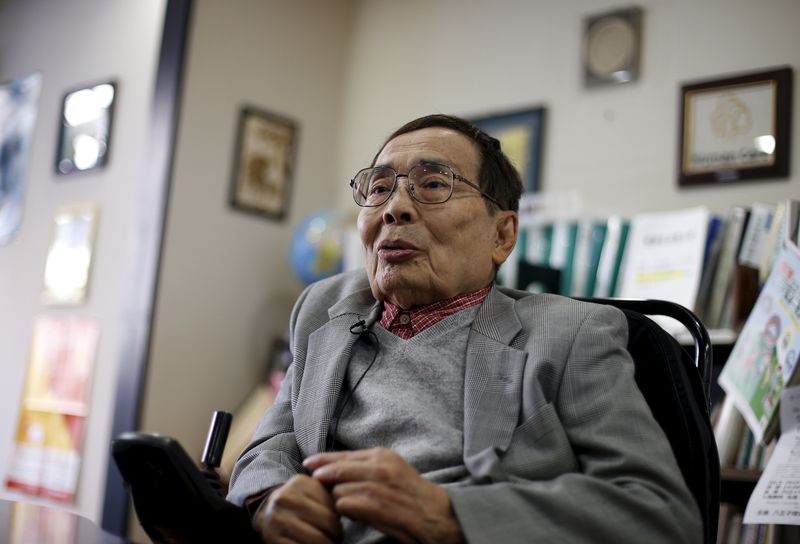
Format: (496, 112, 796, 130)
(695, 214, 725, 320)
(593, 216, 630, 297)
(759, 199, 800, 283)
(718, 240, 800, 444)
(512, 221, 557, 292)
(717, 502, 734, 544)
(524, 222, 554, 266)
(727, 511, 744, 544)
(758, 201, 786, 283)
(787, 200, 800, 245)
(738, 202, 776, 269)
(548, 219, 578, 295)
(617, 206, 710, 315)
(715, 394, 747, 467)
(728, 264, 761, 332)
(706, 206, 751, 329)
(735, 429, 755, 468)
(569, 218, 607, 296)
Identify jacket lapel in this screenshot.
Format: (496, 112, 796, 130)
(463, 286, 527, 479)
(293, 288, 376, 456)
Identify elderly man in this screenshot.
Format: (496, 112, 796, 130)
(228, 114, 702, 543)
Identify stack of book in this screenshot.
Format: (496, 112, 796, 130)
(509, 199, 800, 334)
(717, 506, 799, 544)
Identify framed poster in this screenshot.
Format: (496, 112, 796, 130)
(229, 106, 298, 220)
(678, 66, 792, 186)
(5, 316, 100, 503)
(472, 107, 545, 193)
(42, 203, 99, 305)
(55, 80, 116, 175)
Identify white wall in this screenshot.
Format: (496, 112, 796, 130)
(335, 0, 800, 217)
(0, 0, 165, 522)
(138, 0, 354, 463)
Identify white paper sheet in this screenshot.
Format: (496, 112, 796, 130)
(744, 385, 800, 525)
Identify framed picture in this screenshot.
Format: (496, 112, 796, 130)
(6, 316, 99, 503)
(472, 107, 545, 193)
(56, 80, 116, 175)
(582, 6, 643, 88)
(42, 203, 99, 305)
(0, 72, 41, 245)
(678, 66, 792, 186)
(229, 106, 298, 220)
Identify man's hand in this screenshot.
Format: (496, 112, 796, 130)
(304, 448, 464, 544)
(252, 474, 343, 544)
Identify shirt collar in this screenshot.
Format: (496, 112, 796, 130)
(379, 286, 491, 339)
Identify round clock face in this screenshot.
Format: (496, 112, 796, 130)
(585, 16, 636, 77)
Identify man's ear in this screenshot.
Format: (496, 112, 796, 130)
(492, 211, 518, 267)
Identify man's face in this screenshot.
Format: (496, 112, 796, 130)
(357, 127, 517, 308)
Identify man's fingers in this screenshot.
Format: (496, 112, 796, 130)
(312, 459, 404, 486)
(304, 448, 383, 470)
(307, 447, 403, 484)
(329, 482, 421, 544)
(270, 491, 342, 541)
(259, 475, 343, 543)
(262, 513, 338, 544)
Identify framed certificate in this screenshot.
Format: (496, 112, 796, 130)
(678, 67, 792, 186)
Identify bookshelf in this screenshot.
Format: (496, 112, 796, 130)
(510, 198, 800, 543)
(710, 337, 761, 508)
(720, 467, 761, 507)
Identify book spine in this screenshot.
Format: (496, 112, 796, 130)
(714, 395, 747, 467)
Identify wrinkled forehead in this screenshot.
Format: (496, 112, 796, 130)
(374, 127, 481, 178)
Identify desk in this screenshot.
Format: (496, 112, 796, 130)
(0, 500, 126, 543)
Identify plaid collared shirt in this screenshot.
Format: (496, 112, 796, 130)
(379, 286, 491, 339)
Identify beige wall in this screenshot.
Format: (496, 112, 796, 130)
(139, 0, 354, 459)
(336, 0, 800, 217)
(0, 0, 166, 523)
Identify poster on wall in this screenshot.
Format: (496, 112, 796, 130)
(0, 72, 42, 246)
(5, 316, 99, 503)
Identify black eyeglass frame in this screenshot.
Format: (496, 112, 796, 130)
(349, 163, 504, 209)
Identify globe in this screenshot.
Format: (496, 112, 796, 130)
(289, 210, 347, 286)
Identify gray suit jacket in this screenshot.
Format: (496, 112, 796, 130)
(228, 271, 702, 543)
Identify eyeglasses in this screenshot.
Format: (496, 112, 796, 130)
(350, 163, 502, 208)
